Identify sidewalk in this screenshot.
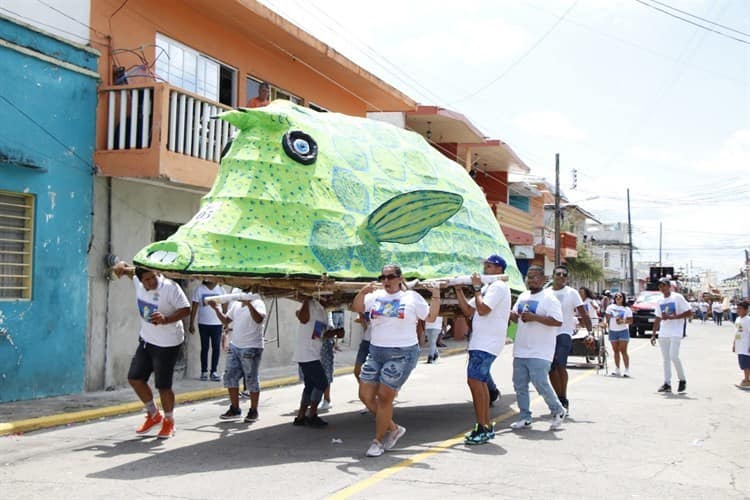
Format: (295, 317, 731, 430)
(0, 338, 467, 436)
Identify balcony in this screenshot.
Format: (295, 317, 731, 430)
(495, 204, 533, 245)
(531, 229, 578, 261)
(561, 231, 578, 259)
(94, 83, 236, 189)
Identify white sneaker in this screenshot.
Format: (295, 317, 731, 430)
(510, 419, 532, 430)
(318, 399, 331, 411)
(623, 369, 630, 378)
(383, 425, 406, 450)
(550, 410, 567, 430)
(365, 439, 384, 457)
(611, 370, 621, 377)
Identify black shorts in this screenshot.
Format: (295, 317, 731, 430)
(127, 339, 181, 390)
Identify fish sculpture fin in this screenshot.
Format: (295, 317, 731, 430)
(219, 106, 293, 131)
(361, 190, 463, 244)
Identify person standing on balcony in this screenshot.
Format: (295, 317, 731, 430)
(549, 265, 591, 412)
(651, 277, 692, 394)
(454, 254, 511, 445)
(112, 262, 190, 439)
(247, 82, 270, 108)
(189, 280, 224, 381)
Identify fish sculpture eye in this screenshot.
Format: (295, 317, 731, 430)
(282, 130, 318, 165)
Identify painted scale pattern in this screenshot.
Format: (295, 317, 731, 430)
(134, 100, 524, 291)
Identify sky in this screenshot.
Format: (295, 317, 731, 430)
(258, 0, 749, 281)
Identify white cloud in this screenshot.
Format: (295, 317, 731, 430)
(514, 111, 588, 142)
(706, 129, 750, 174)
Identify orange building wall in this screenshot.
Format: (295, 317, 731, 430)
(90, 0, 371, 117)
(474, 170, 508, 205)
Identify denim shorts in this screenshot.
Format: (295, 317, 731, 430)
(551, 334, 572, 369)
(739, 354, 750, 370)
(467, 349, 496, 382)
(360, 344, 419, 391)
(609, 329, 630, 342)
(355, 339, 371, 366)
(223, 344, 263, 392)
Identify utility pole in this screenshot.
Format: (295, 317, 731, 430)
(658, 222, 662, 267)
(627, 188, 635, 296)
(554, 153, 561, 267)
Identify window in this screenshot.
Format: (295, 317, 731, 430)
(0, 191, 34, 300)
(508, 195, 530, 212)
(155, 34, 236, 106)
(308, 102, 328, 112)
(154, 221, 181, 242)
(604, 252, 610, 267)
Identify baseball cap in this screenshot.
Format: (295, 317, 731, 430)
(484, 254, 507, 269)
(657, 277, 671, 286)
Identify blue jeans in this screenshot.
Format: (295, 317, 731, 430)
(223, 345, 263, 392)
(425, 328, 441, 358)
(199, 323, 222, 373)
(512, 357, 564, 420)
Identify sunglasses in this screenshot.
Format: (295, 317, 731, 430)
(554, 272, 568, 277)
(378, 273, 399, 281)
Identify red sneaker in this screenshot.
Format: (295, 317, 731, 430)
(157, 418, 175, 439)
(136, 412, 162, 434)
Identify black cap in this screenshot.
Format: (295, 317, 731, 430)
(657, 277, 671, 287)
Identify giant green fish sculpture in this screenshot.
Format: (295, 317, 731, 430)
(134, 100, 524, 291)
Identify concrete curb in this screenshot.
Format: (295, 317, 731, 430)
(0, 347, 466, 436)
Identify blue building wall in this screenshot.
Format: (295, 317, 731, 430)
(0, 16, 99, 402)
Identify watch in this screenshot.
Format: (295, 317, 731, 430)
(472, 285, 482, 292)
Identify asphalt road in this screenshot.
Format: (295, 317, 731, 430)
(1, 320, 748, 499)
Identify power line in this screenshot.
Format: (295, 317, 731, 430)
(34, 0, 109, 39)
(633, 0, 750, 45)
(449, 0, 580, 105)
(644, 0, 750, 37)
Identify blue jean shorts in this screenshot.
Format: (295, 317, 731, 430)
(360, 344, 419, 391)
(467, 349, 496, 382)
(551, 334, 572, 369)
(223, 344, 263, 392)
(739, 354, 750, 370)
(609, 329, 630, 342)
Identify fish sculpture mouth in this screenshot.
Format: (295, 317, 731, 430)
(136, 240, 194, 271)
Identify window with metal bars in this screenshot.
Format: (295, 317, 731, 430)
(0, 191, 34, 300)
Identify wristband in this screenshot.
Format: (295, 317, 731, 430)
(472, 285, 482, 292)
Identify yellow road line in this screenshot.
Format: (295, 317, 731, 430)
(329, 362, 608, 500)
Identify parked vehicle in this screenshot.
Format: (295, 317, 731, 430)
(629, 291, 662, 337)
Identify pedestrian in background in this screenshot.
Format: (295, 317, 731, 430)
(733, 301, 750, 388)
(424, 315, 443, 363)
(189, 280, 224, 381)
(651, 278, 692, 394)
(579, 287, 600, 331)
(606, 292, 633, 377)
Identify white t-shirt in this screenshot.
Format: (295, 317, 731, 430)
(134, 275, 190, 347)
(293, 300, 328, 362)
(191, 284, 223, 325)
(734, 315, 750, 355)
(655, 292, 690, 338)
(605, 304, 633, 332)
(364, 289, 428, 347)
(512, 289, 563, 361)
(583, 298, 600, 320)
(227, 298, 267, 349)
(467, 279, 511, 355)
(551, 286, 584, 335)
(712, 302, 723, 313)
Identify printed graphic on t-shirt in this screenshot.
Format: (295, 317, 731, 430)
(611, 308, 625, 319)
(331, 310, 345, 328)
(517, 300, 539, 314)
(660, 302, 676, 315)
(371, 298, 404, 319)
(201, 293, 219, 305)
(312, 320, 327, 339)
(137, 298, 158, 321)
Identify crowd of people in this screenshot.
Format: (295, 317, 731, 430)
(110, 259, 749, 455)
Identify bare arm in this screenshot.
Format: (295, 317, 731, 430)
(424, 286, 441, 323)
(351, 282, 378, 314)
(150, 307, 190, 325)
(454, 286, 475, 319)
(576, 305, 592, 332)
(245, 301, 265, 324)
(296, 298, 311, 324)
(189, 302, 199, 333)
(112, 261, 135, 280)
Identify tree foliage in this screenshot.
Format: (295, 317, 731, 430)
(566, 243, 604, 282)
